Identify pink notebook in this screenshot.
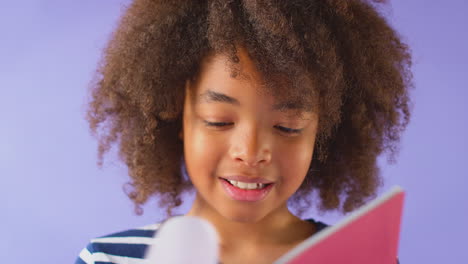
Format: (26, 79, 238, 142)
(275, 186, 405, 264)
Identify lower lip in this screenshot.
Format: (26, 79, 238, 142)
(219, 178, 274, 202)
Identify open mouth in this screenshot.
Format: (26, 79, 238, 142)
(219, 177, 275, 202)
(220, 178, 273, 190)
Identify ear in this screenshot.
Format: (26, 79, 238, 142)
(179, 79, 191, 141)
(179, 129, 183, 140)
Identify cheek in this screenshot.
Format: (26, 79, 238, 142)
(276, 141, 314, 186)
(183, 125, 225, 179)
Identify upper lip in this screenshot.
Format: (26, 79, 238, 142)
(220, 175, 274, 184)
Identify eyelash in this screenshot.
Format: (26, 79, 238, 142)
(203, 121, 302, 135)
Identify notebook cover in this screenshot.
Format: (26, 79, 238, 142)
(275, 186, 405, 264)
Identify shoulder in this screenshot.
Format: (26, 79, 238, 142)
(75, 223, 162, 264)
(304, 218, 329, 233)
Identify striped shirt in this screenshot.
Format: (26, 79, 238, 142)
(75, 219, 329, 264)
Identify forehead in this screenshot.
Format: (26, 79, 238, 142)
(190, 50, 318, 113)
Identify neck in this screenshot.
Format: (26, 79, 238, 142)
(185, 193, 314, 251)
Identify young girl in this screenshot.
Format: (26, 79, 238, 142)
(76, 0, 412, 263)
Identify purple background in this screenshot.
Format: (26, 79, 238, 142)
(1, 1, 467, 263)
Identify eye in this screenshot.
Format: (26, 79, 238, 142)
(203, 121, 302, 135)
(203, 121, 233, 127)
(274, 125, 303, 135)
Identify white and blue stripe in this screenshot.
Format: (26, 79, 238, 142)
(75, 220, 328, 264)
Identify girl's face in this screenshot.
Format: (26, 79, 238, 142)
(182, 48, 319, 223)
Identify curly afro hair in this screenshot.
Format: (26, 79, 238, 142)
(87, 0, 412, 216)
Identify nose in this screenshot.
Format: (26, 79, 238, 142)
(229, 126, 272, 168)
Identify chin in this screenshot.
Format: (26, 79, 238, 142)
(219, 205, 268, 223)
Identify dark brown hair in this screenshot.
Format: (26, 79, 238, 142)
(87, 0, 412, 216)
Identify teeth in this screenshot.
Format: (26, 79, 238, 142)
(227, 180, 265, 190)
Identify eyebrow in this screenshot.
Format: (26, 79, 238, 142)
(198, 90, 312, 112)
(199, 90, 240, 105)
